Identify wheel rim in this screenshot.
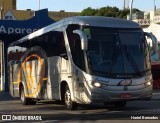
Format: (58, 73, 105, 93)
(65, 89, 71, 108)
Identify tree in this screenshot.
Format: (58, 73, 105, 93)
(118, 9, 130, 19)
(80, 7, 97, 16)
(95, 6, 120, 17)
(80, 6, 142, 19)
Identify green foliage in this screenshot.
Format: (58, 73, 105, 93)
(80, 6, 142, 19)
(80, 7, 97, 16)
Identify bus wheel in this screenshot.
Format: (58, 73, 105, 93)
(114, 101, 127, 107)
(64, 85, 77, 110)
(20, 86, 36, 105)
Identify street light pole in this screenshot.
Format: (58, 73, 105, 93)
(39, 0, 40, 10)
(129, 0, 134, 20)
(154, 0, 156, 16)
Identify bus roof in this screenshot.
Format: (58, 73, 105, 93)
(10, 16, 140, 46)
(64, 16, 140, 28)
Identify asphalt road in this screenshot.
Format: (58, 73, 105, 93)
(0, 93, 160, 122)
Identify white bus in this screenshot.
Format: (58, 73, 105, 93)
(8, 16, 157, 110)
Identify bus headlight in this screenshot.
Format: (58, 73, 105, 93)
(92, 82, 101, 87)
(144, 76, 152, 86)
(145, 81, 152, 86)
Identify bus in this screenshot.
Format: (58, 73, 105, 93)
(143, 24, 160, 89)
(8, 16, 157, 110)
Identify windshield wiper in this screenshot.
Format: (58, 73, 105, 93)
(124, 45, 141, 76)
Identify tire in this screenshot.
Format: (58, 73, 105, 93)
(20, 86, 36, 105)
(64, 85, 77, 110)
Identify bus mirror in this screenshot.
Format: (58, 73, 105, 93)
(73, 30, 88, 50)
(144, 32, 158, 53)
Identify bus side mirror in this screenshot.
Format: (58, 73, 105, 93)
(73, 30, 88, 51)
(144, 32, 158, 53)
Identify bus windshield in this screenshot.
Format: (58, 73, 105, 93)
(84, 27, 150, 78)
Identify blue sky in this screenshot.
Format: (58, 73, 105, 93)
(17, 0, 160, 12)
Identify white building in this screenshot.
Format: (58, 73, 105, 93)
(132, 9, 160, 43)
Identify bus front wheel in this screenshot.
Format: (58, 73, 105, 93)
(64, 85, 77, 110)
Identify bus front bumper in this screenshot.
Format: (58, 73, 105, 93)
(89, 85, 152, 103)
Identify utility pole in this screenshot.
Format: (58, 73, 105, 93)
(129, 0, 134, 20)
(154, 0, 156, 16)
(39, 0, 40, 10)
(123, 0, 129, 10)
(123, 0, 126, 10)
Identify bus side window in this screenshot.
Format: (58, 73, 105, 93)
(59, 39, 68, 60)
(41, 31, 67, 59)
(69, 33, 85, 71)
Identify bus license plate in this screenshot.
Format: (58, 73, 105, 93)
(120, 93, 131, 99)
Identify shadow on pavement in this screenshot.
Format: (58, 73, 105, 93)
(0, 92, 19, 101)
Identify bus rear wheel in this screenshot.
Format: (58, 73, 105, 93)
(64, 85, 77, 110)
(20, 86, 36, 105)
